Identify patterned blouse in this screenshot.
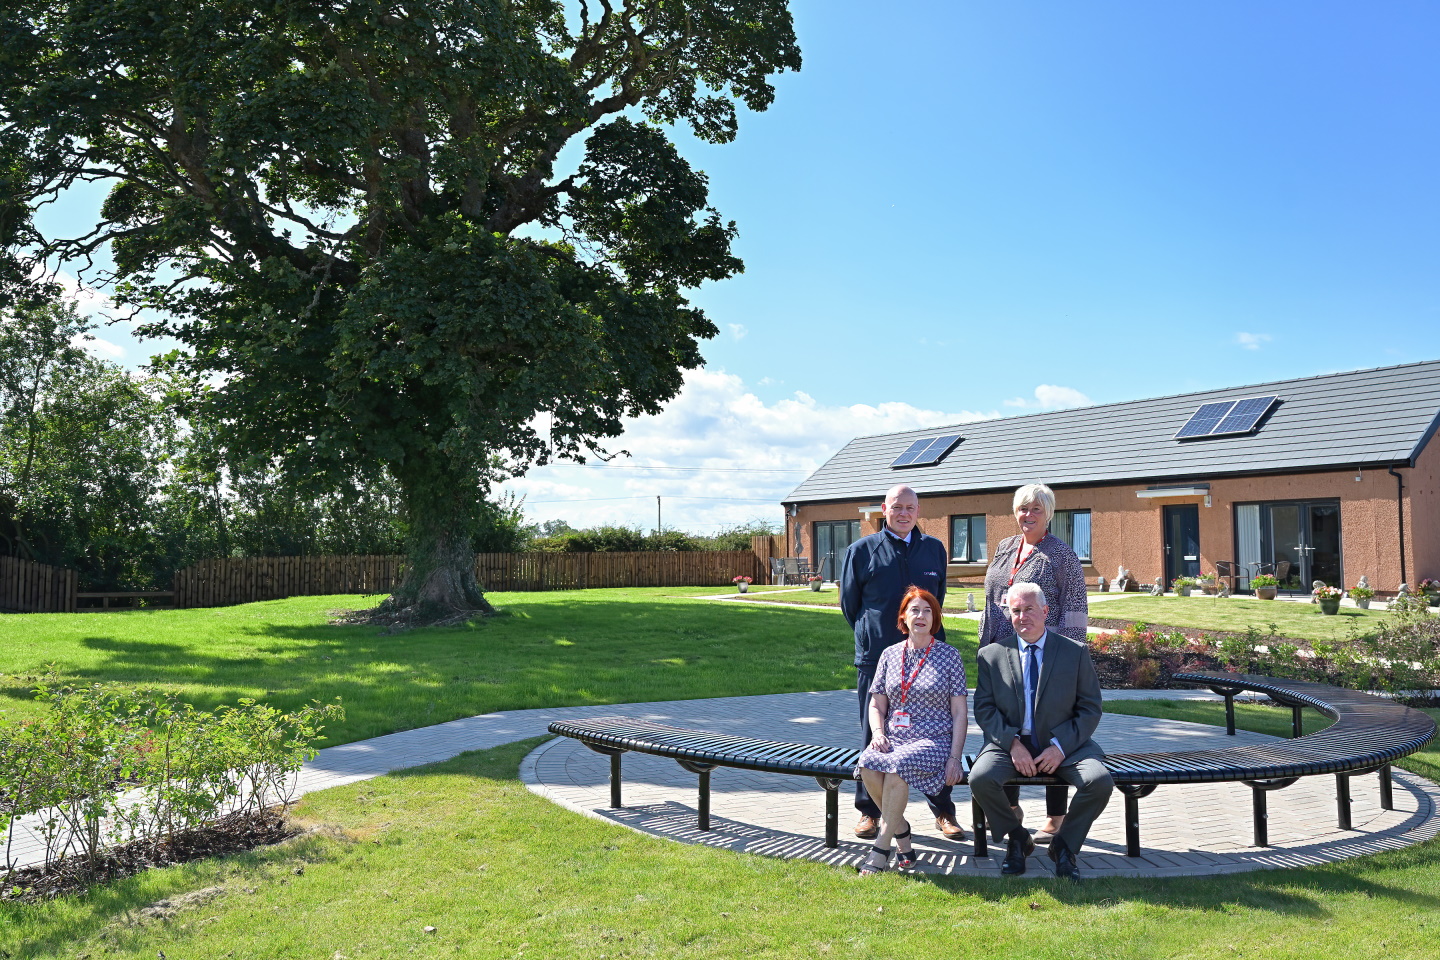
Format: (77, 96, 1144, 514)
(978, 533, 1089, 645)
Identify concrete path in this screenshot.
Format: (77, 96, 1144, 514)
(6, 687, 1436, 881)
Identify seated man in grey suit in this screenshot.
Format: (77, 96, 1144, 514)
(970, 581, 1113, 881)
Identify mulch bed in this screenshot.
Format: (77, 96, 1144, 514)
(1, 809, 296, 904)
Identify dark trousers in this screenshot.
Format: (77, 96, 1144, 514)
(1003, 783, 1070, 816)
(855, 664, 958, 822)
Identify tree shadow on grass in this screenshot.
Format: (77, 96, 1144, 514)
(18, 597, 859, 745)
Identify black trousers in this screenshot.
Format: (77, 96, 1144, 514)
(1002, 737, 1071, 817)
(855, 664, 958, 822)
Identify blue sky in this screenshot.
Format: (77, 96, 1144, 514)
(33, 1, 1440, 533)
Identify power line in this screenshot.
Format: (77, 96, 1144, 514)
(540, 463, 807, 474)
(522, 495, 780, 504)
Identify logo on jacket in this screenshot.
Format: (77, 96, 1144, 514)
(923, 571, 939, 578)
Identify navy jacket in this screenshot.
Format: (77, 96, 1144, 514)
(839, 528, 948, 667)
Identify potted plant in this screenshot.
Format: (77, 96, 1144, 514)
(1251, 573, 1279, 601)
(1197, 573, 1218, 596)
(1172, 576, 1197, 597)
(1313, 584, 1343, 615)
(732, 575, 752, 594)
(1419, 578, 1440, 607)
(807, 574, 824, 592)
(1348, 583, 1375, 610)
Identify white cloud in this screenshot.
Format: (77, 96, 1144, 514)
(727, 323, 748, 341)
(1235, 332, 1271, 350)
(1004, 384, 1093, 410)
(70, 332, 125, 359)
(501, 368, 1002, 532)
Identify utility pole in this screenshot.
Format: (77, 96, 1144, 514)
(656, 495, 662, 534)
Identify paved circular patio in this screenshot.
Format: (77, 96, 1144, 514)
(522, 689, 1440, 878)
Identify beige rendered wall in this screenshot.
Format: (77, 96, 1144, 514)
(788, 464, 1419, 593)
(1408, 434, 1440, 585)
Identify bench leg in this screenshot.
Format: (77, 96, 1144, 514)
(611, 753, 622, 809)
(1117, 785, 1155, 857)
(1225, 694, 1236, 736)
(814, 777, 842, 848)
(1291, 705, 1304, 739)
(678, 760, 718, 831)
(972, 797, 988, 858)
(1380, 763, 1394, 810)
(1336, 773, 1352, 830)
(1252, 786, 1269, 847)
(1244, 778, 1298, 847)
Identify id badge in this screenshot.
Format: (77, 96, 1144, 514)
(891, 711, 911, 729)
(998, 588, 1008, 609)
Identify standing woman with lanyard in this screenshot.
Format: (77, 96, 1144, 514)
(854, 586, 968, 875)
(978, 483, 1090, 844)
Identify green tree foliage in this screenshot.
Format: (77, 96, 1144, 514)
(0, 1, 800, 619)
(528, 518, 777, 552)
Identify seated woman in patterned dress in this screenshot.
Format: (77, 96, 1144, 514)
(854, 586, 968, 875)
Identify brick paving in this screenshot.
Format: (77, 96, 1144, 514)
(521, 689, 1440, 879)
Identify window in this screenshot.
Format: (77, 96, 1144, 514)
(1052, 509, 1092, 561)
(949, 514, 987, 562)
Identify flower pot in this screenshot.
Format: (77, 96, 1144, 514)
(1356, 598, 1371, 610)
(1201, 583, 1217, 595)
(1178, 587, 1192, 597)
(1255, 586, 1277, 600)
(736, 582, 748, 594)
(809, 580, 822, 592)
(1319, 598, 1341, 616)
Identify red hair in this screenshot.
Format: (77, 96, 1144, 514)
(896, 586, 943, 634)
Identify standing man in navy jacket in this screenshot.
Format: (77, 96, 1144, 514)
(840, 483, 965, 841)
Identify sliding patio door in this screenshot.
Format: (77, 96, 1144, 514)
(1240, 499, 1343, 591)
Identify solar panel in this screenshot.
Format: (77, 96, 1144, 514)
(889, 438, 933, 467)
(913, 434, 963, 465)
(1174, 396, 1279, 440)
(1212, 395, 1279, 436)
(1174, 401, 1236, 439)
(890, 434, 963, 468)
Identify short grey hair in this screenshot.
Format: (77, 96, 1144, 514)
(1007, 581, 1047, 608)
(1012, 483, 1056, 525)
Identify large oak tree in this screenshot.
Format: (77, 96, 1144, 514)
(0, 1, 799, 618)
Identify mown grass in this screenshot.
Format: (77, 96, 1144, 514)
(0, 589, 976, 746)
(8, 721, 1440, 960)
(1089, 594, 1390, 642)
(732, 585, 981, 614)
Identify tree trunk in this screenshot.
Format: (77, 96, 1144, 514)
(385, 459, 495, 622)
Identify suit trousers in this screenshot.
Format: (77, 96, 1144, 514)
(855, 664, 958, 822)
(969, 748, 1114, 854)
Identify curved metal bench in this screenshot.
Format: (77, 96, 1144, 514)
(548, 671, 1435, 858)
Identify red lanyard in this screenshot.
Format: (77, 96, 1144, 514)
(1008, 540, 1035, 587)
(898, 638, 936, 709)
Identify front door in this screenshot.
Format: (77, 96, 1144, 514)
(1163, 504, 1201, 585)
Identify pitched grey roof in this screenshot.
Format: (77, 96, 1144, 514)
(787, 360, 1440, 504)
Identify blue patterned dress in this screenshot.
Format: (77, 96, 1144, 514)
(854, 639, 968, 796)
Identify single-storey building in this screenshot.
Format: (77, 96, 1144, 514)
(783, 360, 1440, 595)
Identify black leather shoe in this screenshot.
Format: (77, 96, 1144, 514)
(1000, 828, 1035, 875)
(1048, 836, 1081, 882)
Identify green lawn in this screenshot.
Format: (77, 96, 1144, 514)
(0, 589, 977, 746)
(1089, 594, 1390, 642)
(9, 712, 1440, 959)
(6, 594, 1440, 958)
(733, 586, 981, 614)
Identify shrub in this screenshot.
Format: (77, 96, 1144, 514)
(1, 680, 341, 887)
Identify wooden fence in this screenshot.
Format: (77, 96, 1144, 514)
(474, 551, 764, 591)
(173, 555, 404, 609)
(172, 551, 764, 608)
(0, 556, 77, 613)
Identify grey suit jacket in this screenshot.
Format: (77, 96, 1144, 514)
(973, 631, 1105, 766)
